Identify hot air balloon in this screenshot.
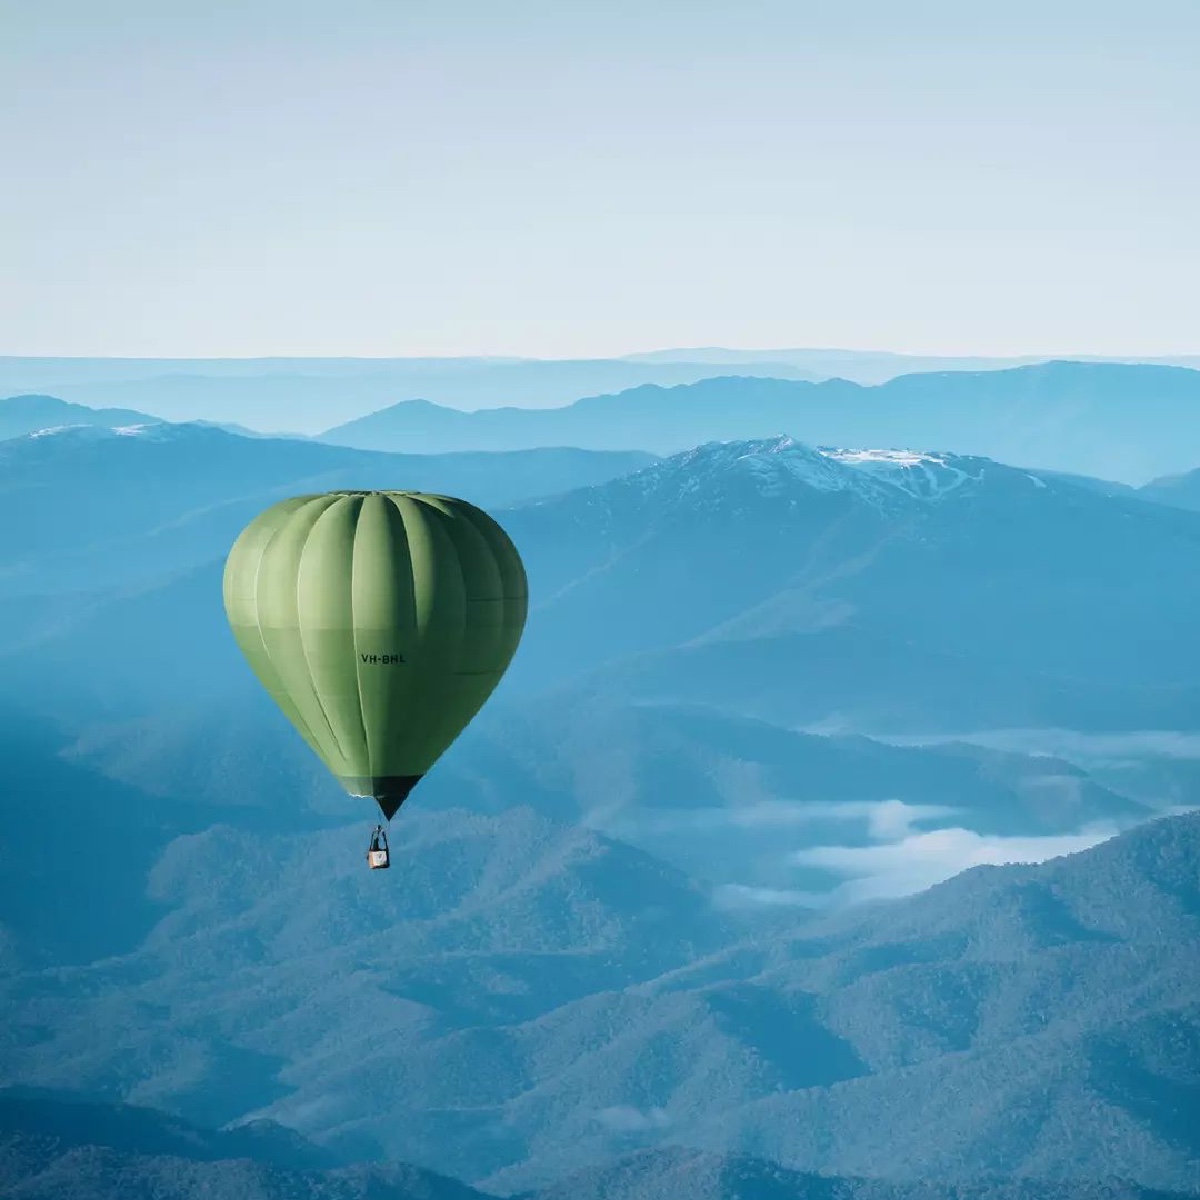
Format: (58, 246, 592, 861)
(222, 491, 528, 868)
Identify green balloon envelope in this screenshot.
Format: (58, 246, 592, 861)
(222, 491, 528, 819)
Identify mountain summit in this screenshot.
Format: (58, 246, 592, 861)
(615, 435, 1006, 509)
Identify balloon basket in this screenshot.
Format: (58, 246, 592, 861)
(366, 824, 391, 870)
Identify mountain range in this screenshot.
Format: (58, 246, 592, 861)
(0, 393, 162, 441)
(315, 362, 1200, 484)
(492, 437, 1200, 729)
(623, 346, 1200, 375)
(3, 428, 1197, 822)
(2, 796, 1196, 1194)
(5, 427, 1198, 734)
(0, 357, 819, 432)
(1, 386, 1197, 1197)
(0, 420, 652, 599)
(1, 426, 1196, 907)
(6, 1094, 1194, 1200)
(4, 352, 1198, 433)
(6, 359, 1200, 486)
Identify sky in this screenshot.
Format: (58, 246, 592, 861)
(2, 0, 1197, 358)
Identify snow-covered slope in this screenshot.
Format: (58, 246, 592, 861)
(24, 421, 180, 442)
(496, 434, 1200, 728)
(0, 393, 164, 443)
(542, 435, 1053, 520)
(819, 445, 983, 499)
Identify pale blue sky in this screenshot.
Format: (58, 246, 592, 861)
(2, 0, 1196, 357)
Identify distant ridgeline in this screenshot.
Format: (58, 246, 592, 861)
(3, 358, 1200, 481)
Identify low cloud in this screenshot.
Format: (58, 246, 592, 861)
(591, 787, 1138, 913)
(792, 822, 1121, 903)
(595, 798, 960, 837)
(711, 883, 827, 910)
(595, 1105, 672, 1133)
(863, 797, 958, 840)
(879, 728, 1200, 764)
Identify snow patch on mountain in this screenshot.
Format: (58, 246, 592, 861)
(607, 435, 863, 512)
(592, 435, 1080, 529)
(623, 435, 998, 510)
(20, 421, 182, 445)
(27, 425, 78, 438)
(820, 446, 979, 499)
(729, 436, 855, 496)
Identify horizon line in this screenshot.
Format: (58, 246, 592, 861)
(2, 347, 1199, 365)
